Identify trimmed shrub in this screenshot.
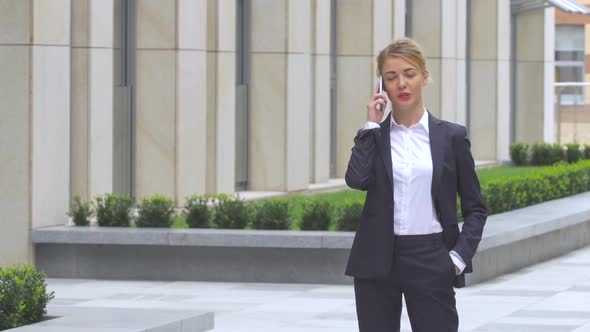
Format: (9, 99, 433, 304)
(584, 144, 590, 159)
(67, 195, 92, 226)
(565, 143, 582, 164)
(551, 143, 566, 164)
(212, 194, 252, 229)
(481, 160, 590, 215)
(251, 198, 291, 230)
(334, 201, 363, 231)
(509, 143, 529, 166)
(531, 143, 564, 165)
(0, 265, 55, 330)
(183, 195, 212, 228)
(95, 193, 133, 227)
(136, 194, 174, 228)
(300, 200, 332, 230)
(530, 143, 549, 166)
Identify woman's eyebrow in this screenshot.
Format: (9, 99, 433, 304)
(384, 68, 417, 75)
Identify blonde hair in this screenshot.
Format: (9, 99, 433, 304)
(377, 38, 428, 77)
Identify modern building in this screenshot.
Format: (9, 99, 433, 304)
(1, 0, 587, 266)
(554, 0, 590, 143)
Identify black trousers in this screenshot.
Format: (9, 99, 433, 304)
(354, 232, 458, 332)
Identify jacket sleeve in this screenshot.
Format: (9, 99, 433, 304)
(345, 128, 379, 191)
(451, 126, 488, 266)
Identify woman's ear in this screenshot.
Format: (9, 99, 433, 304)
(423, 71, 430, 87)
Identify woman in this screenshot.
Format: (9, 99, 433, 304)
(344, 38, 487, 332)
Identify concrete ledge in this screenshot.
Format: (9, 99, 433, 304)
(9, 307, 214, 332)
(32, 227, 353, 249)
(33, 191, 590, 285)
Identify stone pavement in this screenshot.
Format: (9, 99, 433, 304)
(45, 245, 590, 332)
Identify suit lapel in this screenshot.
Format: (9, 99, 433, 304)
(428, 111, 444, 201)
(377, 113, 393, 185)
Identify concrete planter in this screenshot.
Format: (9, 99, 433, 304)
(33, 191, 590, 285)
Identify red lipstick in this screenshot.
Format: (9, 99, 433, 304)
(398, 92, 411, 101)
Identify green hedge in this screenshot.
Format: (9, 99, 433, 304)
(509, 143, 528, 166)
(510, 142, 590, 166)
(482, 160, 590, 215)
(70, 159, 590, 230)
(0, 265, 54, 331)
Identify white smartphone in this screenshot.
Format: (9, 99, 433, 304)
(377, 75, 383, 111)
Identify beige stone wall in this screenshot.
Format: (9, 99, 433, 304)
(71, 0, 116, 202)
(411, 0, 467, 125)
(134, 0, 236, 203)
(0, 0, 33, 266)
(335, 0, 390, 178)
(0, 0, 564, 267)
(515, 8, 555, 144)
(248, 0, 312, 191)
(470, 0, 510, 161)
(0, 0, 71, 266)
(311, 0, 332, 184)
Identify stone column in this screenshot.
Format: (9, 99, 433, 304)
(470, 0, 511, 161)
(204, 0, 237, 195)
(0, 0, 71, 264)
(134, 0, 236, 201)
(410, 0, 466, 124)
(249, 0, 312, 191)
(515, 8, 555, 143)
(176, 0, 208, 202)
(135, 0, 177, 201)
(393, 0, 406, 40)
(334, 0, 377, 178)
(71, 0, 118, 201)
(311, 0, 332, 184)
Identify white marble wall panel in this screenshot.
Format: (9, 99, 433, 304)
(393, 0, 406, 39)
(70, 47, 90, 201)
(249, 53, 287, 191)
(135, 50, 176, 200)
(89, 48, 114, 196)
(213, 51, 236, 194)
(177, 50, 207, 199)
(287, 53, 311, 191)
(0, 45, 31, 265)
(336, 56, 372, 178)
(33, 0, 70, 45)
(0, 0, 31, 44)
(312, 0, 332, 183)
(136, 0, 176, 49)
(31, 46, 71, 228)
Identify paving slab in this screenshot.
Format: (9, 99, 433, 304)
(30, 244, 590, 331)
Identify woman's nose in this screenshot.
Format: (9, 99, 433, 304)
(398, 77, 407, 89)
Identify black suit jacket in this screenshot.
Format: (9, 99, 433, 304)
(344, 111, 487, 288)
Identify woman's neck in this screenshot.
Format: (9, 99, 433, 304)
(391, 105, 425, 127)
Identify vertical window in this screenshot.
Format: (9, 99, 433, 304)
(555, 25, 585, 105)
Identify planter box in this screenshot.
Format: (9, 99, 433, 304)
(9, 307, 213, 332)
(33, 192, 590, 285)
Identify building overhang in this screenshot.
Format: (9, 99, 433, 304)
(512, 0, 590, 15)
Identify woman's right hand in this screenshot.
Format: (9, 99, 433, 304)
(367, 83, 386, 123)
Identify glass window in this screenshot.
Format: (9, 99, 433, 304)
(555, 25, 585, 105)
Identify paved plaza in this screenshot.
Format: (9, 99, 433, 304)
(42, 245, 590, 332)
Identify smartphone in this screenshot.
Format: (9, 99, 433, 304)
(377, 75, 383, 111)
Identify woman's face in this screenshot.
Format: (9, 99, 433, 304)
(381, 56, 428, 113)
